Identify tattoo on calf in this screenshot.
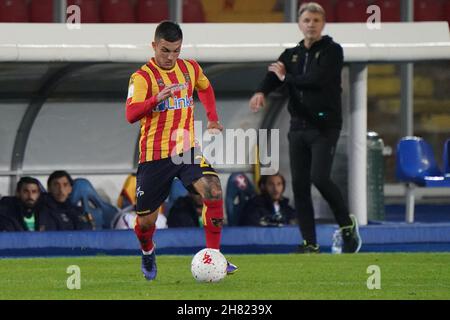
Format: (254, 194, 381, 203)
(202, 176, 223, 200)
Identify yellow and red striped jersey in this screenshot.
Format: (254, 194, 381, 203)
(126, 58, 215, 163)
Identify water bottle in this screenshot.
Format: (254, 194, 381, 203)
(331, 230, 342, 254)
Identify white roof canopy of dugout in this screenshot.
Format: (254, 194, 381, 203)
(0, 22, 449, 63)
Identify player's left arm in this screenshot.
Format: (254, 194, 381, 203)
(194, 62, 223, 133)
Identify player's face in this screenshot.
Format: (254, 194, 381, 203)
(49, 176, 72, 203)
(152, 38, 182, 70)
(17, 184, 40, 209)
(265, 176, 284, 202)
(298, 11, 325, 43)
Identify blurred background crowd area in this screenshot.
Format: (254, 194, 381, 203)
(1, 0, 449, 182)
(0, 0, 449, 24)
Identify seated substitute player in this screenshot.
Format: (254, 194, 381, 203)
(125, 21, 237, 281)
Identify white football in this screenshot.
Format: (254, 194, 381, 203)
(191, 248, 227, 282)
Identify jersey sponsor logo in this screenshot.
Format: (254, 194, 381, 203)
(156, 79, 165, 87)
(127, 84, 134, 99)
(153, 95, 194, 112)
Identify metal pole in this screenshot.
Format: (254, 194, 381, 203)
(169, 0, 183, 23)
(400, 64, 414, 137)
(285, 0, 298, 22)
(349, 64, 368, 226)
(401, 0, 415, 223)
(405, 183, 415, 223)
(400, 0, 414, 137)
(53, 0, 67, 23)
(401, 0, 414, 21)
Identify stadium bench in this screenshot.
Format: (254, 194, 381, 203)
(373, 0, 400, 22)
(414, 0, 444, 21)
(136, 0, 169, 23)
(30, 0, 53, 23)
(68, 0, 100, 23)
(100, 0, 135, 23)
(444, 138, 450, 176)
(69, 178, 118, 230)
(225, 172, 256, 226)
(335, 0, 367, 22)
(0, 0, 29, 22)
(396, 136, 450, 222)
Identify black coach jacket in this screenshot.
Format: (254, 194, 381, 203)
(39, 194, 93, 231)
(257, 35, 344, 130)
(0, 197, 31, 231)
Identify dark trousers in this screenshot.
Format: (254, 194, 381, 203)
(288, 128, 352, 245)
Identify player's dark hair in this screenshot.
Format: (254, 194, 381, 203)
(155, 20, 183, 42)
(258, 173, 286, 193)
(47, 170, 73, 188)
(16, 177, 41, 193)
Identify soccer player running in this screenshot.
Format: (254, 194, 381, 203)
(125, 21, 237, 281)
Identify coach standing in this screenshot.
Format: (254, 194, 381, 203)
(249, 2, 361, 253)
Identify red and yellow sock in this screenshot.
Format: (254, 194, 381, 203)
(202, 199, 224, 250)
(134, 218, 155, 253)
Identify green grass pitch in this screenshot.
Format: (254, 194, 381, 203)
(1, 253, 449, 300)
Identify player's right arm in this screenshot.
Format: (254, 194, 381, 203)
(125, 73, 177, 124)
(249, 92, 266, 113)
(249, 50, 288, 113)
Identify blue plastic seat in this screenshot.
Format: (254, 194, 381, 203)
(396, 136, 450, 223)
(0, 0, 29, 22)
(373, 0, 401, 22)
(414, 0, 444, 22)
(336, 0, 367, 22)
(444, 138, 450, 176)
(37, 179, 47, 193)
(225, 173, 256, 226)
(164, 178, 189, 215)
(396, 136, 450, 187)
(69, 178, 118, 229)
